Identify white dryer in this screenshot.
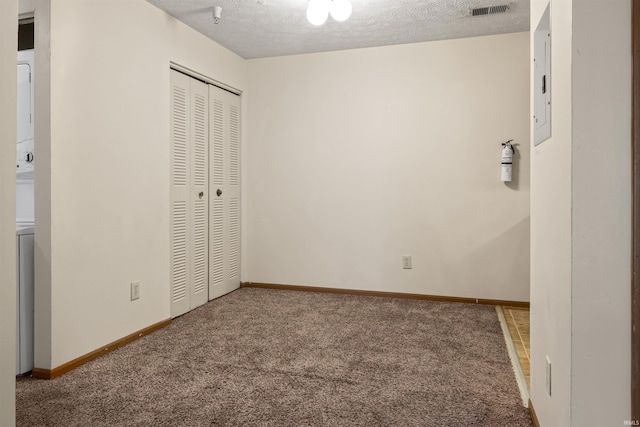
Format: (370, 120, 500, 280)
(17, 49, 34, 177)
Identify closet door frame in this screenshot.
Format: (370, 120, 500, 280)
(169, 65, 242, 316)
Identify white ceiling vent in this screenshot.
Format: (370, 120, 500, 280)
(471, 5, 510, 17)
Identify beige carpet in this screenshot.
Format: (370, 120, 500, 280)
(17, 288, 532, 426)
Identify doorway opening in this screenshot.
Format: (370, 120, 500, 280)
(15, 17, 35, 377)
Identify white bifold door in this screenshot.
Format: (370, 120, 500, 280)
(170, 70, 241, 318)
(208, 85, 241, 300)
(170, 70, 209, 318)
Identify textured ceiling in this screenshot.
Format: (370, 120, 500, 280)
(146, 0, 530, 59)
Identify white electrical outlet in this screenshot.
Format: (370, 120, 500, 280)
(131, 281, 140, 301)
(402, 255, 412, 269)
(546, 355, 552, 396)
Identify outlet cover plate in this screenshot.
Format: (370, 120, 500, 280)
(402, 255, 412, 269)
(131, 281, 140, 301)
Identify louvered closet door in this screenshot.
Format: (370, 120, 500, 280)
(170, 70, 209, 318)
(189, 78, 209, 310)
(170, 70, 191, 318)
(209, 85, 241, 300)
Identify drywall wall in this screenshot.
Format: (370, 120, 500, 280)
(571, 0, 631, 424)
(245, 32, 530, 301)
(529, 1, 573, 425)
(0, 1, 17, 424)
(32, 0, 52, 374)
(18, 0, 34, 16)
(38, 0, 246, 369)
(529, 0, 632, 425)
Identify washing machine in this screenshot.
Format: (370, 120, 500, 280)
(16, 224, 34, 375)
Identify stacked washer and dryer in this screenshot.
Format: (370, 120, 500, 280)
(16, 48, 34, 376)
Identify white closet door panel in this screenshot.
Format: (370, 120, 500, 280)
(226, 99, 241, 289)
(228, 197, 240, 283)
(192, 199, 207, 298)
(209, 86, 241, 299)
(211, 98, 224, 187)
(170, 70, 191, 318)
(209, 86, 227, 300)
(190, 79, 209, 309)
(209, 198, 225, 293)
(228, 103, 240, 187)
(170, 201, 188, 300)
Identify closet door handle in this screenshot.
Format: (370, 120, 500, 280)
(198, 192, 204, 199)
(216, 189, 222, 197)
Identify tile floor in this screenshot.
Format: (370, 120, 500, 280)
(503, 306, 530, 386)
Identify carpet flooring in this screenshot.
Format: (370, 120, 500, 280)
(16, 288, 532, 426)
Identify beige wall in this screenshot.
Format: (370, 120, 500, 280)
(570, 0, 631, 424)
(244, 33, 531, 301)
(0, 1, 17, 425)
(529, 0, 632, 425)
(33, 0, 52, 374)
(37, 0, 247, 369)
(529, 1, 573, 425)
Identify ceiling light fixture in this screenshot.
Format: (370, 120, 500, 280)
(307, 0, 352, 26)
(307, 0, 330, 26)
(329, 0, 352, 22)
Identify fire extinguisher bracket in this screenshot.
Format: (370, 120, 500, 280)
(502, 139, 515, 153)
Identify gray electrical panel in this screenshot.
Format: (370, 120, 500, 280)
(534, 4, 551, 146)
